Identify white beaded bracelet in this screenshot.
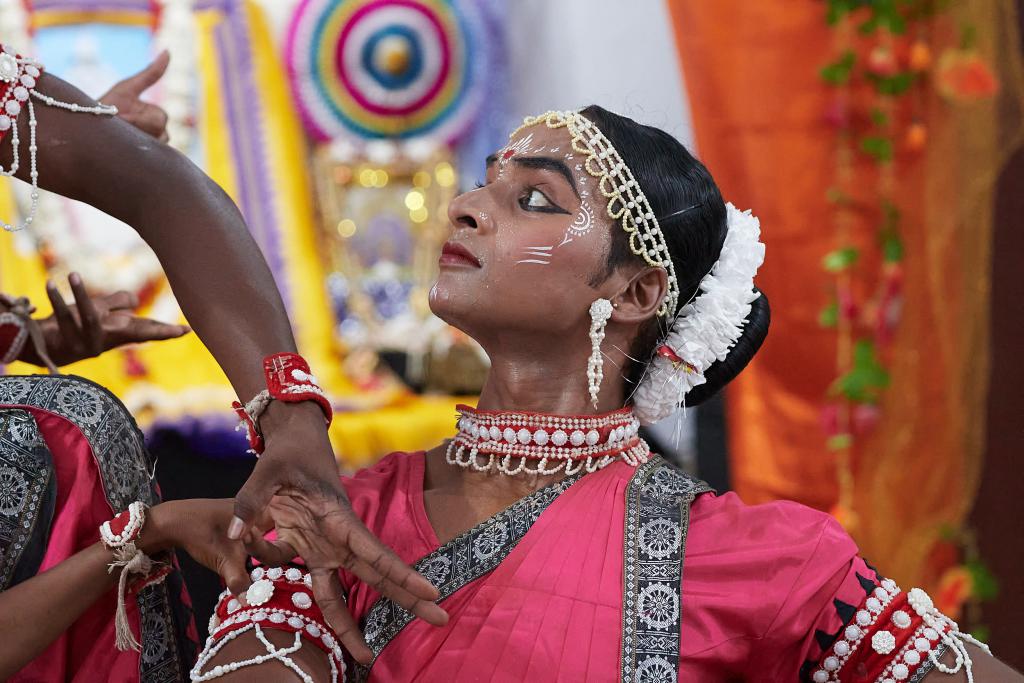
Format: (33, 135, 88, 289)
(99, 501, 147, 548)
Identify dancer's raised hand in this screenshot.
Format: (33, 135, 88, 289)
(99, 50, 171, 142)
(8, 273, 190, 368)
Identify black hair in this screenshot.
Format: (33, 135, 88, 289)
(581, 105, 770, 407)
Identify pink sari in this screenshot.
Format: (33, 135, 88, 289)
(337, 451, 881, 682)
(1, 375, 197, 682)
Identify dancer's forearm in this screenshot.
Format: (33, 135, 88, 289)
(2, 74, 313, 419)
(0, 542, 116, 679)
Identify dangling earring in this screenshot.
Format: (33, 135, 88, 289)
(587, 298, 614, 407)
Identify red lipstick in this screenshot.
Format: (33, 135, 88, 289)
(439, 241, 481, 268)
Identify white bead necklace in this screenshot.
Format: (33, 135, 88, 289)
(446, 404, 651, 476)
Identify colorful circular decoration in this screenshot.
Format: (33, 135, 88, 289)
(286, 0, 485, 142)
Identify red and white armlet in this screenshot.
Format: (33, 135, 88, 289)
(810, 580, 992, 683)
(232, 353, 333, 455)
(99, 502, 171, 651)
(193, 567, 345, 682)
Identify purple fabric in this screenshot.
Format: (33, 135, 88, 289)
(212, 0, 292, 313)
(145, 413, 252, 460)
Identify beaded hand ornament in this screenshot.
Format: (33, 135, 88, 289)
(194, 566, 345, 683)
(99, 502, 172, 652)
(0, 304, 28, 364)
(0, 45, 118, 232)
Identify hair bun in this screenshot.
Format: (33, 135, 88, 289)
(683, 289, 769, 408)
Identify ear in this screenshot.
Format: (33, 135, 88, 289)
(609, 266, 668, 324)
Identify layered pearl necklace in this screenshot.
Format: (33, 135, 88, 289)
(445, 404, 651, 476)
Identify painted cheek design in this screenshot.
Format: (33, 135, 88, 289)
(516, 245, 553, 265)
(558, 198, 595, 247)
(569, 199, 595, 236)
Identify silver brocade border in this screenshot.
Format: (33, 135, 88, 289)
(620, 456, 712, 683)
(0, 374, 186, 682)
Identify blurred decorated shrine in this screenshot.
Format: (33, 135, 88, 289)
(0, 0, 506, 470)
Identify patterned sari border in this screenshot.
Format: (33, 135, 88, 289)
(0, 375, 194, 682)
(620, 456, 712, 683)
(0, 409, 55, 590)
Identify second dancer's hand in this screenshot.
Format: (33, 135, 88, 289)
(228, 401, 447, 664)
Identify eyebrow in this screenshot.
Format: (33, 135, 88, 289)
(515, 156, 580, 199)
(483, 153, 581, 200)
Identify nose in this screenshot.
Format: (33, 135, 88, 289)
(447, 187, 494, 233)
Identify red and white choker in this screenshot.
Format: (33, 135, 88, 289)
(445, 404, 651, 476)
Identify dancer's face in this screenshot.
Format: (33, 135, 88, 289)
(429, 125, 620, 344)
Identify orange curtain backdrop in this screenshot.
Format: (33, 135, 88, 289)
(666, 1, 1024, 588)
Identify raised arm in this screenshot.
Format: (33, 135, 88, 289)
(2, 73, 297, 406)
(0, 65, 442, 658)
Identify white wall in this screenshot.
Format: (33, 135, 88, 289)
(253, 0, 694, 145)
(504, 0, 693, 145)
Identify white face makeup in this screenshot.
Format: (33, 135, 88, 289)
(558, 198, 595, 247)
(497, 132, 535, 177)
(431, 123, 621, 342)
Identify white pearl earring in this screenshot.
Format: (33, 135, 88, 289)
(587, 298, 613, 407)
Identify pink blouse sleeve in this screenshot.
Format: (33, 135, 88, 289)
(682, 493, 859, 678)
(743, 509, 956, 682)
(748, 515, 872, 680)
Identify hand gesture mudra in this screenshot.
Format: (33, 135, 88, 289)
(10, 273, 190, 368)
(237, 483, 448, 665)
(99, 51, 171, 142)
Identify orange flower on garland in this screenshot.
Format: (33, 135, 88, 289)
(936, 49, 1000, 102)
(934, 565, 973, 621)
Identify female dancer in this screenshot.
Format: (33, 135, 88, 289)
(192, 107, 1021, 682)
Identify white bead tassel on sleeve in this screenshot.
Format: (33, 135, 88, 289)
(908, 588, 993, 683)
(0, 47, 117, 232)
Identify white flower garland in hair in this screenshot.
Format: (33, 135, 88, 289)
(632, 203, 765, 425)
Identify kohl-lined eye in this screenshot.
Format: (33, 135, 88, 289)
(518, 187, 567, 214)
(524, 189, 551, 208)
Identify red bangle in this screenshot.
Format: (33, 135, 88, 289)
(0, 311, 28, 364)
(233, 353, 333, 455)
(263, 352, 333, 423)
(99, 501, 147, 548)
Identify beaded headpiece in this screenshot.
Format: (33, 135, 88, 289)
(509, 110, 680, 317)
